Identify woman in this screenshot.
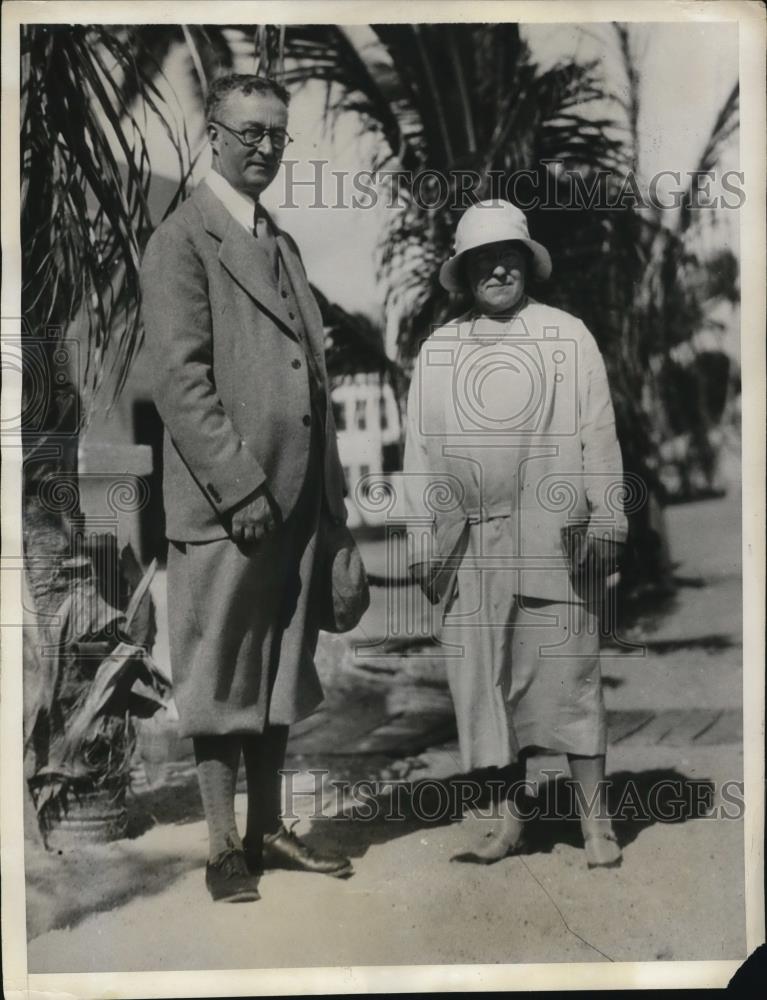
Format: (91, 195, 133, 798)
(403, 200, 627, 868)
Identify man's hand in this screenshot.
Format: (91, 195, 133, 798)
(229, 486, 277, 544)
(410, 561, 441, 605)
(576, 535, 625, 583)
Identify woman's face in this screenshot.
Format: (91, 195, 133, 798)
(464, 241, 528, 316)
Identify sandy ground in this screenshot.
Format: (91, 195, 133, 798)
(26, 742, 744, 972)
(24, 488, 748, 973)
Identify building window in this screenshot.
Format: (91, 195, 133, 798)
(333, 401, 346, 431)
(354, 399, 367, 430)
(379, 395, 388, 430)
(382, 441, 401, 474)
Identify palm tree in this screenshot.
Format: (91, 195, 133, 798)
(279, 21, 739, 590)
(280, 23, 627, 358)
(21, 24, 193, 835)
(599, 26, 739, 577)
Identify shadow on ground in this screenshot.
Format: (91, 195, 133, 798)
(300, 766, 714, 862)
(25, 837, 203, 939)
(126, 769, 203, 833)
(27, 761, 713, 940)
(127, 760, 717, 862)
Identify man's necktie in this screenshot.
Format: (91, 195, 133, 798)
(253, 204, 280, 283)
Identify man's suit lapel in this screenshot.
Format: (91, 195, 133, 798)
(193, 183, 295, 336)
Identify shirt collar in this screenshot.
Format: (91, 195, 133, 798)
(203, 170, 256, 232)
(467, 296, 535, 340)
(468, 295, 531, 330)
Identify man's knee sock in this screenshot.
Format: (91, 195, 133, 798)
(242, 725, 290, 844)
(193, 734, 242, 860)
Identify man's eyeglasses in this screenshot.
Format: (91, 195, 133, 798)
(212, 120, 293, 151)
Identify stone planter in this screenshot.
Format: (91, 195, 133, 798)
(46, 783, 128, 850)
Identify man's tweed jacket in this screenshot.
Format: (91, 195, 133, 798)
(140, 181, 346, 542)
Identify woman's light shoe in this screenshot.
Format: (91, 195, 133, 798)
(583, 828, 622, 869)
(451, 824, 526, 865)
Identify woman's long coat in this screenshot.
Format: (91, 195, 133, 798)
(402, 300, 629, 605)
(402, 300, 629, 768)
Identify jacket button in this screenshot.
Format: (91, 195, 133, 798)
(302, 414, 311, 427)
(289, 311, 295, 320)
(292, 358, 301, 369)
(281, 290, 288, 299)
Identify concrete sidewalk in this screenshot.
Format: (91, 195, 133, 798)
(25, 489, 747, 972)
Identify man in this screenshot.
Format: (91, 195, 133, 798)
(403, 200, 627, 868)
(140, 74, 353, 902)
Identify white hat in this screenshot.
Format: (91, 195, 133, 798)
(439, 199, 552, 292)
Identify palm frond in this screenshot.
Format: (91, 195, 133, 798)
(282, 25, 420, 171)
(21, 24, 193, 411)
(678, 82, 739, 235)
(612, 24, 641, 173)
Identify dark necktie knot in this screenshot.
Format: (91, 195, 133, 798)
(253, 204, 267, 238)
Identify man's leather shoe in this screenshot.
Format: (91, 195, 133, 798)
(205, 847, 261, 902)
(251, 824, 353, 878)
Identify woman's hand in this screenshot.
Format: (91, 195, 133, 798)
(410, 561, 442, 605)
(576, 535, 626, 582)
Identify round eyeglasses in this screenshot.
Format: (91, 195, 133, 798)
(212, 120, 293, 150)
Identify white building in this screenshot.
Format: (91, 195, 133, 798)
(331, 373, 401, 527)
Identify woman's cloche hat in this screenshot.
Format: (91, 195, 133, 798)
(439, 199, 552, 292)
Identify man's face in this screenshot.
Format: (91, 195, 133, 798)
(207, 89, 288, 199)
(464, 241, 528, 316)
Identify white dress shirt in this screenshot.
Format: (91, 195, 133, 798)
(204, 169, 257, 232)
(204, 168, 278, 281)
